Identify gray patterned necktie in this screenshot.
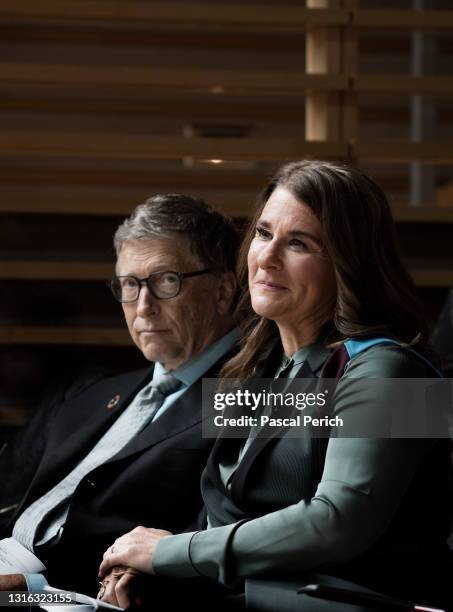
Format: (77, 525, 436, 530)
(138, 371, 183, 428)
(13, 371, 181, 551)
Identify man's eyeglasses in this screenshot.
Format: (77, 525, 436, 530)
(109, 269, 213, 302)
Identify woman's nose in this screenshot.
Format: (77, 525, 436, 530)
(257, 241, 281, 270)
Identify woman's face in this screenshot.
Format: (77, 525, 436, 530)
(248, 186, 336, 342)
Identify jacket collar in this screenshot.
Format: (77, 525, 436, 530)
(208, 335, 332, 505)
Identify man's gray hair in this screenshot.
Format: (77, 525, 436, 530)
(114, 194, 239, 272)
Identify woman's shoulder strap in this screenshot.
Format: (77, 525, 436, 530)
(344, 337, 400, 360)
(322, 337, 442, 379)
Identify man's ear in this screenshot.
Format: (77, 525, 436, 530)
(216, 271, 237, 315)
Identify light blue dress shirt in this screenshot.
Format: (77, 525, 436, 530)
(152, 328, 239, 422)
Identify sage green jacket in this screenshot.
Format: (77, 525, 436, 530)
(153, 342, 453, 603)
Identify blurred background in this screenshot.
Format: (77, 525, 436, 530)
(1, 0, 453, 442)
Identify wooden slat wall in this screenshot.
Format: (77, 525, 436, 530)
(1, 0, 453, 433)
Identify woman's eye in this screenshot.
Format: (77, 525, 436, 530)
(289, 238, 308, 249)
(256, 226, 271, 239)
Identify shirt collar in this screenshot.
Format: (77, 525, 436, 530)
(275, 346, 308, 378)
(279, 327, 333, 375)
(289, 346, 309, 366)
(154, 328, 239, 388)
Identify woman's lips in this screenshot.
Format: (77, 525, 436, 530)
(255, 281, 288, 291)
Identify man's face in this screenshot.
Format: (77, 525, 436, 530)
(117, 237, 232, 370)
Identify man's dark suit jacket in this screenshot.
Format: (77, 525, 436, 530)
(0, 357, 226, 595)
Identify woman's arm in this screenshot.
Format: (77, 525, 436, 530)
(101, 346, 439, 586)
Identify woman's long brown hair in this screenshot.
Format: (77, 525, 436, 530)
(222, 160, 429, 380)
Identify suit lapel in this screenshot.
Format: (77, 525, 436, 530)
(229, 341, 332, 505)
(28, 367, 153, 499)
(205, 344, 283, 493)
(103, 379, 205, 462)
(99, 351, 235, 464)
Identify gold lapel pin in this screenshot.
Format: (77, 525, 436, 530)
(106, 394, 121, 409)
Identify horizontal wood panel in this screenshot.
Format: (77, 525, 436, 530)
(2, 64, 453, 96)
(356, 142, 453, 163)
(0, 131, 348, 161)
(361, 107, 453, 125)
(0, 187, 257, 217)
(2, 30, 453, 58)
(354, 9, 453, 30)
(1, 95, 453, 124)
(0, 94, 307, 121)
(0, 326, 132, 346)
(0, 163, 434, 193)
(0, 63, 347, 94)
(355, 75, 453, 95)
(0, 28, 305, 54)
(2, 3, 452, 32)
(0, 2, 348, 29)
(0, 261, 112, 280)
(0, 165, 270, 188)
(2, 131, 453, 162)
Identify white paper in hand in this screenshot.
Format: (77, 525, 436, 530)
(0, 537, 46, 573)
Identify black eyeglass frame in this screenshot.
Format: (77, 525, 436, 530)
(109, 268, 214, 303)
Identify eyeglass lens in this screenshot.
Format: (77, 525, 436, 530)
(112, 272, 181, 302)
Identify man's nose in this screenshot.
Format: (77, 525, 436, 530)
(136, 283, 160, 316)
